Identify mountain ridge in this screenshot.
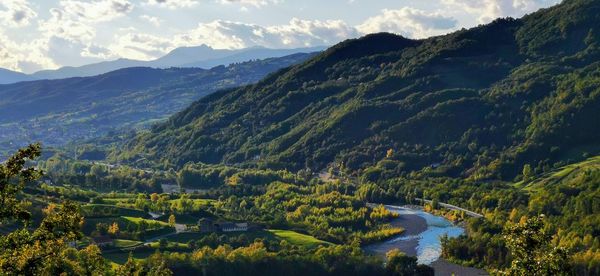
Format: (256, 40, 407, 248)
(112, 0, 600, 181)
(0, 53, 317, 154)
(0, 45, 327, 84)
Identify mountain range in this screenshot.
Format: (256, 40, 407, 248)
(0, 52, 317, 154)
(111, 0, 600, 182)
(0, 45, 326, 84)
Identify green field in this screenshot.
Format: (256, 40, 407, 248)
(103, 251, 154, 265)
(82, 204, 147, 218)
(521, 155, 600, 192)
(268, 230, 332, 248)
(148, 241, 190, 250)
(168, 198, 215, 206)
(162, 229, 331, 249)
(168, 214, 201, 225)
(123, 216, 170, 227)
(163, 232, 206, 243)
(114, 239, 143, 248)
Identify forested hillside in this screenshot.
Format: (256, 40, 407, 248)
(429, 155, 600, 274)
(0, 53, 315, 156)
(115, 0, 600, 182)
(2, 0, 599, 275)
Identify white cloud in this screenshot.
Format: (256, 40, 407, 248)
(169, 8, 457, 50)
(59, 0, 134, 22)
(0, 31, 56, 72)
(81, 43, 115, 59)
(217, 0, 280, 8)
(105, 17, 357, 61)
(268, 18, 358, 47)
(173, 18, 358, 49)
(140, 15, 162, 27)
(8, 5, 462, 71)
(144, 0, 197, 9)
(11, 0, 136, 71)
(357, 8, 458, 39)
(0, 0, 37, 27)
(108, 32, 173, 60)
(39, 8, 96, 43)
(0, 0, 561, 73)
(144, 0, 279, 9)
(442, 0, 559, 23)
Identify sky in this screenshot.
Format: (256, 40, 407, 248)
(0, 0, 561, 74)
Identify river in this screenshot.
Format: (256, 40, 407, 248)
(365, 205, 488, 275)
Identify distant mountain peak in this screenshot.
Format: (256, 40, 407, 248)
(0, 45, 327, 84)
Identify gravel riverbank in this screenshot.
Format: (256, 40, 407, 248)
(364, 214, 427, 257)
(363, 207, 488, 276)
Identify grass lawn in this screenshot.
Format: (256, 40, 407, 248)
(268, 229, 332, 248)
(103, 251, 154, 265)
(114, 239, 143, 248)
(102, 198, 134, 204)
(157, 213, 200, 225)
(521, 155, 600, 192)
(82, 204, 147, 218)
(123, 216, 170, 227)
(148, 241, 190, 250)
(165, 229, 331, 249)
(164, 232, 206, 243)
(168, 198, 215, 206)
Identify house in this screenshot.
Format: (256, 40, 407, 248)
(92, 236, 114, 247)
(198, 218, 218, 233)
(197, 218, 253, 233)
(219, 222, 248, 232)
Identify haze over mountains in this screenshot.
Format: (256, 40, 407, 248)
(0, 45, 326, 84)
(0, 52, 317, 155)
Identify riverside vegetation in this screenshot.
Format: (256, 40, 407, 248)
(1, 0, 600, 275)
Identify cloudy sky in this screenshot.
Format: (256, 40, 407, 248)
(0, 0, 561, 73)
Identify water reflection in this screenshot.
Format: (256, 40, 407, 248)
(385, 206, 464, 265)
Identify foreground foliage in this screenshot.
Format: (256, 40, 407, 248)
(0, 144, 109, 275)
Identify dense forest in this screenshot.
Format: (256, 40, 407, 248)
(2, 144, 435, 276)
(1, 0, 599, 275)
(113, 0, 600, 184)
(97, 0, 600, 274)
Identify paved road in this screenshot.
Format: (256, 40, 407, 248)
(415, 198, 484, 218)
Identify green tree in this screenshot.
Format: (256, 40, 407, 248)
(501, 215, 570, 275)
(386, 148, 394, 158)
(145, 252, 173, 276)
(386, 249, 433, 276)
(168, 214, 176, 227)
(108, 222, 120, 236)
(522, 164, 533, 182)
(157, 194, 169, 212)
(0, 144, 98, 275)
(175, 193, 192, 213)
(96, 222, 109, 235)
(431, 198, 440, 210)
(76, 244, 110, 276)
(116, 253, 143, 276)
(159, 239, 168, 249)
(0, 143, 42, 222)
(135, 193, 148, 210)
(147, 258, 172, 276)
